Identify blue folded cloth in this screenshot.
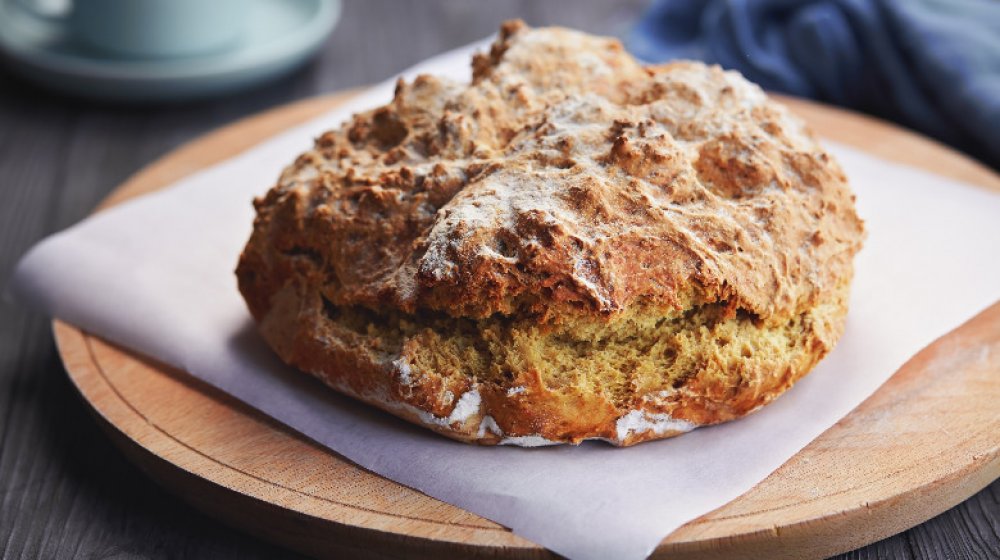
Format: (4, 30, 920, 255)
(628, 0, 1000, 169)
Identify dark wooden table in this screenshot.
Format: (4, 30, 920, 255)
(1, 1, 997, 558)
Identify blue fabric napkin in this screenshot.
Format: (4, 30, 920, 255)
(628, 0, 1000, 169)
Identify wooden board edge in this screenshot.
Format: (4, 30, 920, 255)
(55, 305, 1000, 560)
(49, 88, 1000, 560)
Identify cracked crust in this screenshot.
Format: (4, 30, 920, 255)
(236, 21, 865, 446)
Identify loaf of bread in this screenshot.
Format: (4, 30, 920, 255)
(237, 21, 865, 446)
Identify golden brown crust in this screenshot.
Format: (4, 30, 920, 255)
(237, 21, 865, 446)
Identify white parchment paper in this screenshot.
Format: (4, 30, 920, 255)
(9, 41, 1000, 560)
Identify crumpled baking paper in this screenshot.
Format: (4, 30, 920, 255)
(9, 41, 1000, 560)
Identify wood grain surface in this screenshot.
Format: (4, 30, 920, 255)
(2, 2, 999, 559)
(51, 87, 1000, 559)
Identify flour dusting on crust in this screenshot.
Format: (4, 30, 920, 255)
(237, 21, 865, 447)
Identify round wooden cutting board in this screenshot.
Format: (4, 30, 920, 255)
(53, 92, 1000, 560)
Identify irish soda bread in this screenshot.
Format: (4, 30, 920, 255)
(237, 21, 865, 446)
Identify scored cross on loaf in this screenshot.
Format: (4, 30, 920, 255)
(237, 20, 865, 446)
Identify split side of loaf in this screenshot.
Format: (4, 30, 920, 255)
(237, 21, 865, 446)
